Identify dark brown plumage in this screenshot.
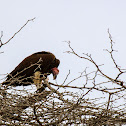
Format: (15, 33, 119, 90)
(3, 51, 60, 86)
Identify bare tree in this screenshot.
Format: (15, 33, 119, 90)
(0, 20, 126, 126)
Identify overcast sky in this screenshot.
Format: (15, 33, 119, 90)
(0, 0, 126, 86)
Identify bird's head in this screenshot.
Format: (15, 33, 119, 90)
(51, 67, 59, 80)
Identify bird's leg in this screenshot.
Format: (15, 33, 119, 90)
(35, 75, 49, 93)
(33, 71, 42, 90)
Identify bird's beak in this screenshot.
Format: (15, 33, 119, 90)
(51, 67, 59, 80)
(53, 74, 57, 80)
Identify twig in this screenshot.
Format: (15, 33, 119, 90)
(107, 93, 112, 110)
(33, 106, 42, 126)
(62, 70, 70, 85)
(66, 41, 125, 88)
(107, 29, 124, 79)
(0, 17, 36, 48)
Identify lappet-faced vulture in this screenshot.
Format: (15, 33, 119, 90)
(3, 51, 60, 87)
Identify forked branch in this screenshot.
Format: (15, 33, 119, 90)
(0, 17, 35, 48)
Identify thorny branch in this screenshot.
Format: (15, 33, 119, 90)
(107, 29, 126, 81)
(0, 29, 126, 125)
(0, 17, 35, 48)
(66, 41, 126, 89)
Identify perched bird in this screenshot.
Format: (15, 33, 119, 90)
(3, 51, 60, 87)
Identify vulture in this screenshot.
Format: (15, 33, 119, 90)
(3, 51, 60, 88)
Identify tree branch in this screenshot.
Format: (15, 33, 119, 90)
(0, 17, 35, 48)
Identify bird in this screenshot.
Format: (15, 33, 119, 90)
(3, 51, 60, 87)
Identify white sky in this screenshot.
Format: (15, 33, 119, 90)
(0, 0, 126, 86)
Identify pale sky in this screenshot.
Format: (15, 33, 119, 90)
(0, 0, 126, 86)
